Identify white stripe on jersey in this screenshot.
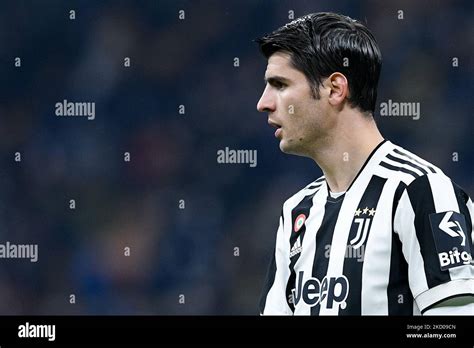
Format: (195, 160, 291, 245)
(388, 149, 432, 174)
(293, 184, 327, 315)
(264, 215, 291, 314)
(382, 156, 425, 177)
(374, 165, 417, 186)
(393, 190, 429, 298)
(360, 178, 399, 315)
(391, 144, 443, 174)
(468, 198, 474, 247)
(413, 301, 421, 315)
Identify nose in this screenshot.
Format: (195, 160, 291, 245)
(257, 87, 276, 113)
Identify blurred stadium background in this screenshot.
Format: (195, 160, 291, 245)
(0, 0, 472, 314)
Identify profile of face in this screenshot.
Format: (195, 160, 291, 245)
(257, 52, 335, 158)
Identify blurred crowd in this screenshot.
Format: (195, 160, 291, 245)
(0, 0, 471, 314)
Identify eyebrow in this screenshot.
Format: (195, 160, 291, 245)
(264, 76, 291, 84)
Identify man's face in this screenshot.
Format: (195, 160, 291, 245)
(257, 52, 333, 157)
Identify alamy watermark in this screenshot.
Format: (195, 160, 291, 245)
(18, 322, 55, 341)
(325, 244, 365, 263)
(55, 99, 95, 120)
(217, 147, 257, 168)
(379, 99, 420, 120)
(0, 241, 38, 262)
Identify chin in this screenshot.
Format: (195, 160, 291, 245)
(279, 141, 298, 155)
(279, 139, 308, 157)
(279, 140, 289, 153)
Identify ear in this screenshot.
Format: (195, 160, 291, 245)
(327, 72, 349, 108)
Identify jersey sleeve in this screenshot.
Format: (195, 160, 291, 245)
(259, 214, 292, 315)
(393, 172, 474, 314)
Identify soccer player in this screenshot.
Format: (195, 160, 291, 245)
(256, 12, 474, 315)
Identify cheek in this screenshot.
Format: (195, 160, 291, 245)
(296, 102, 316, 125)
(282, 96, 302, 121)
(279, 88, 301, 112)
(296, 103, 323, 138)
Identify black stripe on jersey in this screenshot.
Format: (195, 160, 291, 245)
(306, 182, 323, 190)
(259, 245, 277, 314)
(307, 177, 325, 189)
(341, 175, 387, 315)
(389, 182, 413, 315)
(386, 153, 428, 175)
(285, 190, 319, 311)
(451, 181, 473, 251)
(387, 232, 413, 314)
(345, 139, 387, 193)
(311, 198, 344, 315)
(393, 148, 436, 173)
(379, 161, 421, 180)
(407, 175, 451, 288)
(392, 182, 407, 224)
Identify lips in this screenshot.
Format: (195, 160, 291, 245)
(275, 128, 282, 138)
(268, 119, 282, 138)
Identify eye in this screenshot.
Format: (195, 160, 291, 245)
(272, 81, 286, 90)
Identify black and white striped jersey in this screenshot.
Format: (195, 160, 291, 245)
(259, 140, 474, 315)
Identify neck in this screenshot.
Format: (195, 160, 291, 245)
(310, 113, 384, 193)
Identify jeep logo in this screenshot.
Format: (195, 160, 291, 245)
(292, 271, 349, 309)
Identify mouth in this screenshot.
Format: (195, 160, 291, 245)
(268, 119, 282, 138)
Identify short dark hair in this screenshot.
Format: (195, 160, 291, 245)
(256, 12, 382, 114)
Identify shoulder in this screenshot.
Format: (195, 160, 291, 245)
(386, 142, 469, 195)
(388, 148, 472, 217)
(380, 141, 445, 187)
(282, 175, 325, 210)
